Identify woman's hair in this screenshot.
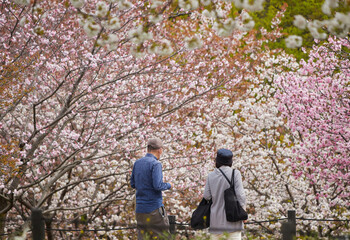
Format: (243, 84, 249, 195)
(216, 162, 232, 168)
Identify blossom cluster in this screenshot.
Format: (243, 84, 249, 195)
(289, 1, 350, 48)
(276, 37, 350, 200)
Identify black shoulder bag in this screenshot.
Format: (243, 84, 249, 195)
(218, 168, 248, 222)
(190, 197, 212, 229)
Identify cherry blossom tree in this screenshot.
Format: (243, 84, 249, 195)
(276, 37, 350, 230)
(1, 0, 280, 238)
(185, 42, 349, 238)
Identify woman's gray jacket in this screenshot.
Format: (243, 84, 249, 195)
(203, 166, 247, 234)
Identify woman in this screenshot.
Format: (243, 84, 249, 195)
(203, 148, 247, 240)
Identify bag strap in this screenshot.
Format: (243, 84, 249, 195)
(218, 168, 237, 194)
(218, 168, 230, 185)
(231, 169, 236, 195)
(218, 168, 235, 187)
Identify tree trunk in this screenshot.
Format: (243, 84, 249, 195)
(45, 218, 53, 240)
(0, 197, 9, 236)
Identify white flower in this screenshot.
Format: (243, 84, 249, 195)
(324, 18, 338, 36)
(325, 12, 350, 37)
(150, 0, 163, 8)
(213, 23, 228, 37)
(215, 8, 224, 18)
(97, 38, 107, 47)
(213, 22, 224, 36)
(184, 35, 203, 50)
(70, 0, 84, 8)
(118, 0, 133, 10)
(307, 20, 327, 39)
(201, 0, 211, 6)
(243, 0, 264, 12)
(96, 1, 108, 17)
(233, 0, 265, 11)
(34, 26, 44, 35)
(327, 0, 339, 8)
(128, 25, 153, 44)
(293, 15, 307, 29)
(107, 0, 117, 3)
(322, 3, 331, 15)
(128, 26, 142, 43)
(104, 17, 121, 30)
(178, 0, 199, 11)
(97, 33, 118, 49)
(131, 46, 146, 58)
(78, 16, 86, 26)
(33, 4, 42, 13)
(13, 225, 30, 240)
(224, 18, 236, 30)
(335, 12, 350, 26)
(19, 17, 27, 26)
(202, 9, 216, 18)
(238, 11, 255, 32)
(233, 0, 244, 9)
(14, 0, 30, 5)
(148, 39, 173, 56)
(213, 17, 237, 37)
(83, 20, 101, 37)
(322, 0, 339, 15)
(285, 35, 302, 49)
(149, 14, 163, 24)
(107, 33, 119, 50)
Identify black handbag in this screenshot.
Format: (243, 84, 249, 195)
(190, 197, 212, 229)
(218, 168, 248, 222)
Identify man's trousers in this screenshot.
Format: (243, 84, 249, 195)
(136, 206, 170, 239)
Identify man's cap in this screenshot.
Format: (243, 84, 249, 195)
(216, 148, 233, 165)
(147, 138, 163, 149)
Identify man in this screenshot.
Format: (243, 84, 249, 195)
(130, 138, 172, 239)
